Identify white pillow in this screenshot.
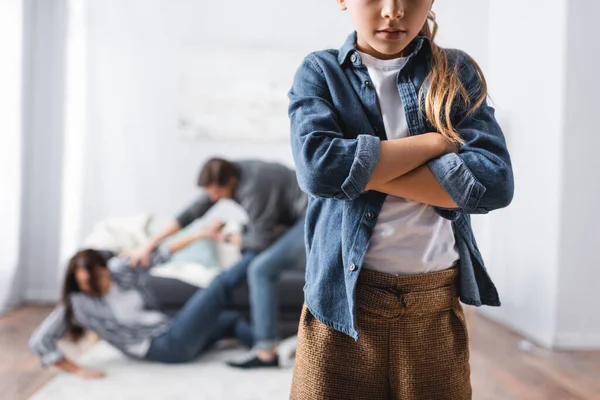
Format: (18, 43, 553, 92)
(82, 213, 153, 253)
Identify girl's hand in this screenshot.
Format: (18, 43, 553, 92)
(76, 367, 106, 379)
(434, 133, 460, 154)
(446, 140, 460, 154)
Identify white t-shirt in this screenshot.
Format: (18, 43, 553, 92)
(359, 51, 460, 275)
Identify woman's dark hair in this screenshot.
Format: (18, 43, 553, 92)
(197, 158, 239, 187)
(62, 249, 108, 341)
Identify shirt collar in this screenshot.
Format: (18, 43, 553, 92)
(338, 31, 432, 66)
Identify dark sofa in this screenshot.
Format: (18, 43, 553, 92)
(146, 263, 306, 338)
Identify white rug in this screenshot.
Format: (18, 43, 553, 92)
(30, 342, 294, 400)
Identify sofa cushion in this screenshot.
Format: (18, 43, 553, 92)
(146, 270, 305, 313)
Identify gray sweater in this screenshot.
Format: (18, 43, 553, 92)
(176, 160, 307, 251)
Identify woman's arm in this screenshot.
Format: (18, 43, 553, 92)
(29, 305, 68, 367)
(29, 305, 103, 378)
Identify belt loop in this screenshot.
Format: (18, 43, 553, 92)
(398, 291, 408, 315)
(400, 293, 407, 309)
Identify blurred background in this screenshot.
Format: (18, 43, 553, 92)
(0, 0, 598, 399)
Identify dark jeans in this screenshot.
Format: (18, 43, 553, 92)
(248, 217, 306, 350)
(145, 252, 258, 363)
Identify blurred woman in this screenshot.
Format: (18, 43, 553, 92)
(29, 222, 255, 378)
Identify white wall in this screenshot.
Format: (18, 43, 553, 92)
(78, 0, 489, 236)
(555, 0, 600, 349)
(79, 0, 345, 237)
(478, 0, 569, 348)
(480, 0, 600, 350)
(434, 0, 489, 71)
(60, 0, 87, 263)
(0, 0, 24, 314)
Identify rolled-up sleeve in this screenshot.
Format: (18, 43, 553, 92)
(288, 56, 380, 200)
(29, 305, 67, 367)
(428, 51, 514, 214)
(109, 244, 172, 287)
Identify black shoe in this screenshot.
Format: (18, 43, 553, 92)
(227, 352, 279, 369)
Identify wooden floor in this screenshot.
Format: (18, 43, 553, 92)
(0, 306, 95, 400)
(1, 306, 599, 400)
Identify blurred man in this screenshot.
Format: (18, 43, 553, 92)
(130, 158, 307, 368)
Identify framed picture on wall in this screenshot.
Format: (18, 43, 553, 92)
(177, 44, 305, 144)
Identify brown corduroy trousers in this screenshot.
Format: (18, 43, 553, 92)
(290, 268, 471, 400)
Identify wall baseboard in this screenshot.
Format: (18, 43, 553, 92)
(0, 296, 23, 317)
(479, 308, 600, 350)
(554, 333, 600, 350)
(25, 289, 59, 303)
(477, 308, 555, 348)
(0, 305, 16, 317)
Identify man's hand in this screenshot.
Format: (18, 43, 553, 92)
(216, 232, 242, 246)
(203, 220, 226, 240)
(122, 243, 155, 269)
(122, 220, 183, 268)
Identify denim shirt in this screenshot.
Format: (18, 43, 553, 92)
(288, 32, 514, 340)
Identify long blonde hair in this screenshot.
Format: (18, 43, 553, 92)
(419, 11, 487, 145)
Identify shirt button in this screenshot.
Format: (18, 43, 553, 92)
(366, 212, 375, 220)
(350, 54, 357, 63)
(365, 80, 372, 87)
(349, 263, 357, 271)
